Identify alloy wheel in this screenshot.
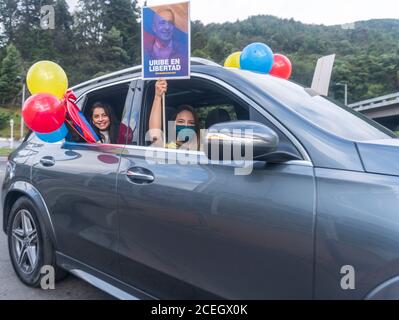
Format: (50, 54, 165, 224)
(11, 209, 39, 275)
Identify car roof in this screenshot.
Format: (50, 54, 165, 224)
(70, 57, 221, 95)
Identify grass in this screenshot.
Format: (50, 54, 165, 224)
(0, 106, 24, 158)
(0, 106, 27, 140)
(0, 148, 14, 157)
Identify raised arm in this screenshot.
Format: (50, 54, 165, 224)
(149, 79, 168, 144)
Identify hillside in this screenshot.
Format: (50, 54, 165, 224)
(192, 17, 399, 103)
(0, 0, 398, 106)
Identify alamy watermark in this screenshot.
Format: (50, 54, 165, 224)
(340, 265, 356, 290)
(144, 124, 257, 176)
(40, 265, 55, 290)
(40, 5, 55, 30)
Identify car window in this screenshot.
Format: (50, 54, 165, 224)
(232, 69, 396, 141)
(66, 82, 131, 145)
(131, 77, 301, 159)
(196, 105, 238, 129)
(136, 78, 249, 149)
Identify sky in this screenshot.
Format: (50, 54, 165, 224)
(66, 0, 399, 26)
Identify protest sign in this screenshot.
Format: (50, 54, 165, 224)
(142, 2, 190, 80)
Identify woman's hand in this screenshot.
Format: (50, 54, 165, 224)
(155, 79, 167, 98)
(149, 79, 167, 141)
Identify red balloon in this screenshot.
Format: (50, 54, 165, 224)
(270, 54, 292, 79)
(22, 93, 66, 134)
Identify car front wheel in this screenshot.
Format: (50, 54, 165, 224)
(7, 196, 67, 287)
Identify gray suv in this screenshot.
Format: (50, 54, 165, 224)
(3, 58, 399, 300)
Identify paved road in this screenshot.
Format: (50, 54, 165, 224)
(0, 161, 113, 300)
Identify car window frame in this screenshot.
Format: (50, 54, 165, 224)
(232, 69, 396, 141)
(63, 78, 138, 148)
(128, 73, 312, 166)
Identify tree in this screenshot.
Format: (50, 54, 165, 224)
(53, 0, 74, 44)
(11, 0, 54, 60)
(0, 44, 22, 105)
(191, 21, 207, 52)
(2, 4, 398, 102)
(0, 0, 19, 44)
(68, 0, 140, 84)
(102, 0, 141, 62)
(51, 0, 75, 64)
(74, 0, 107, 45)
(99, 27, 129, 71)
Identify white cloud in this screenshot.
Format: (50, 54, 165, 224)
(66, 0, 398, 26)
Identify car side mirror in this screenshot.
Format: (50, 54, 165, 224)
(204, 121, 301, 163)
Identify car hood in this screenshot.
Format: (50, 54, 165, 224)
(357, 138, 399, 176)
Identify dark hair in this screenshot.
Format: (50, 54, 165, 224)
(89, 102, 119, 144)
(173, 105, 200, 149)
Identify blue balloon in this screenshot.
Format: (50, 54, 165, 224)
(240, 43, 274, 74)
(36, 123, 68, 143)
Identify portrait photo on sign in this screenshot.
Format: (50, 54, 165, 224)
(142, 1, 190, 80)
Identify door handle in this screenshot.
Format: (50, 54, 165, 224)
(40, 156, 56, 167)
(126, 167, 154, 184)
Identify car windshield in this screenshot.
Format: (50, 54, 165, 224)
(231, 69, 396, 141)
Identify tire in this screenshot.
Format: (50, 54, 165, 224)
(7, 196, 68, 287)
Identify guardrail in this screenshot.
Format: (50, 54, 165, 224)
(349, 92, 399, 112)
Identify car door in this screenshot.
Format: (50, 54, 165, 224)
(30, 80, 135, 278)
(117, 76, 316, 299)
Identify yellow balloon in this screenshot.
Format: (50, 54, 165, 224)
(27, 61, 68, 99)
(224, 51, 242, 68)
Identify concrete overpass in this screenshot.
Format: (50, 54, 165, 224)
(349, 92, 399, 130)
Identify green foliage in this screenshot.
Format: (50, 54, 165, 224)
(67, 0, 140, 84)
(0, 109, 11, 129)
(0, 148, 15, 156)
(196, 16, 399, 104)
(0, 0, 18, 45)
(0, 44, 22, 104)
(103, 0, 141, 62)
(0, 0, 398, 106)
(99, 27, 130, 71)
(0, 107, 25, 139)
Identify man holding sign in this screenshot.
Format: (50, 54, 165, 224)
(142, 2, 190, 79)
